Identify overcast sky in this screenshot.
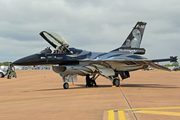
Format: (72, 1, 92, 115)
(0, 0, 180, 64)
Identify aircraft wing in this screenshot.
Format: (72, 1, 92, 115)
(104, 60, 171, 71)
(87, 56, 177, 72)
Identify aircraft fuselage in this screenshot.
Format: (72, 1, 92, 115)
(13, 48, 147, 66)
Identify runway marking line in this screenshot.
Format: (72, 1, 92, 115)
(108, 110, 114, 120)
(118, 111, 126, 120)
(134, 110, 180, 116)
(105, 106, 180, 120)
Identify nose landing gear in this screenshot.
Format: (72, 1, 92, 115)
(63, 82, 69, 89)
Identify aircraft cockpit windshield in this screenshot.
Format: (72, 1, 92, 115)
(40, 31, 70, 54)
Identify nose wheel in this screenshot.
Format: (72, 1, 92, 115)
(63, 82, 69, 89)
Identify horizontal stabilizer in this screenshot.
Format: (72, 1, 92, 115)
(148, 63, 171, 71)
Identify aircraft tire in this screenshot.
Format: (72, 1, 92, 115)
(113, 79, 120, 87)
(86, 81, 93, 87)
(63, 82, 69, 89)
(0, 72, 4, 78)
(89, 81, 94, 87)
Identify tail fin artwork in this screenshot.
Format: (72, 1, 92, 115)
(121, 22, 147, 48)
(111, 22, 147, 54)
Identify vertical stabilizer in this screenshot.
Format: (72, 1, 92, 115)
(111, 22, 147, 54)
(121, 22, 147, 48)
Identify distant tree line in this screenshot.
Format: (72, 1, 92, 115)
(0, 62, 10, 66)
(164, 62, 179, 67)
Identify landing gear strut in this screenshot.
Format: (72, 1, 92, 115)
(86, 74, 99, 87)
(108, 75, 120, 87)
(113, 79, 120, 87)
(86, 80, 94, 87)
(63, 82, 69, 89)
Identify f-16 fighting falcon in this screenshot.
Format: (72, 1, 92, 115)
(13, 22, 177, 89)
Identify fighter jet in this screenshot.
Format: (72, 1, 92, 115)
(13, 22, 177, 89)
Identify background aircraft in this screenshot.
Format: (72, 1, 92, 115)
(13, 22, 177, 89)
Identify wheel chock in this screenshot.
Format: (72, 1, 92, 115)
(111, 85, 121, 87)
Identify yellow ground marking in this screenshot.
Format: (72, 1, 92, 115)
(107, 110, 126, 120)
(108, 110, 115, 120)
(118, 111, 126, 120)
(115, 106, 180, 111)
(106, 107, 180, 120)
(135, 110, 180, 116)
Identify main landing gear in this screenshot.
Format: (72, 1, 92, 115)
(108, 74, 120, 87)
(62, 73, 121, 89)
(113, 79, 120, 87)
(86, 74, 99, 87)
(86, 79, 98, 87)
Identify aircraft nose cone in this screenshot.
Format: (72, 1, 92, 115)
(13, 54, 39, 65)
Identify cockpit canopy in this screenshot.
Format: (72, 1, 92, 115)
(40, 31, 71, 54)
